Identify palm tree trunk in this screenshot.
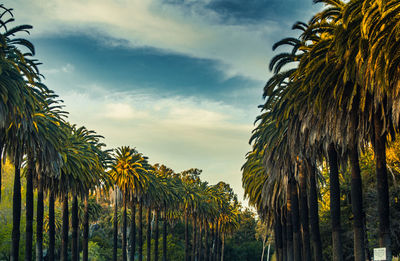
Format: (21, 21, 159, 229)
(281, 210, 287, 261)
(185, 210, 190, 261)
(36, 172, 44, 261)
(328, 143, 343, 261)
(364, 216, 371, 261)
(123, 192, 128, 261)
(83, 192, 89, 261)
(213, 222, 217, 261)
(192, 215, 197, 261)
(61, 193, 69, 261)
(208, 221, 215, 261)
(25, 155, 34, 261)
(373, 113, 392, 260)
(72, 195, 79, 261)
(48, 191, 55, 261)
(210, 222, 215, 261)
(146, 207, 152, 261)
(154, 209, 160, 261)
(204, 221, 209, 261)
(307, 161, 322, 261)
(130, 201, 136, 261)
(290, 175, 301, 261)
(298, 162, 311, 261)
(162, 208, 167, 261)
(139, 198, 143, 261)
(274, 211, 283, 261)
(286, 184, 294, 261)
(349, 145, 366, 261)
(198, 220, 203, 261)
(11, 156, 22, 261)
(220, 234, 224, 261)
(215, 221, 219, 261)
(114, 188, 118, 261)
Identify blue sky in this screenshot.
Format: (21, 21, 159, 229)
(5, 0, 321, 204)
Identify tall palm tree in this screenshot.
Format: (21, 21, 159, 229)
(30, 91, 66, 261)
(180, 169, 202, 261)
(113, 186, 119, 261)
(0, 7, 44, 260)
(139, 197, 144, 261)
(111, 146, 149, 261)
(0, 4, 38, 205)
(297, 160, 311, 261)
(352, 1, 400, 257)
(152, 164, 178, 261)
(143, 171, 174, 261)
(130, 198, 137, 261)
(212, 182, 239, 261)
(55, 124, 110, 261)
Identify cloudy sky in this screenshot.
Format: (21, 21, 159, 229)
(5, 0, 320, 203)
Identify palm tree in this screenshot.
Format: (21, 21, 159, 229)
(180, 169, 202, 261)
(48, 190, 56, 261)
(0, 8, 43, 259)
(25, 153, 34, 261)
(300, 3, 367, 259)
(328, 144, 343, 261)
(61, 188, 69, 261)
(133, 155, 152, 261)
(298, 160, 311, 261)
(82, 192, 89, 261)
(352, 1, 400, 257)
(259, 7, 371, 260)
(113, 186, 119, 261)
(55, 124, 110, 261)
(212, 182, 239, 261)
(31, 91, 66, 261)
(111, 146, 149, 261)
(306, 160, 323, 261)
(139, 197, 144, 261)
(130, 198, 137, 261)
(142, 171, 174, 261)
(0, 4, 38, 205)
(146, 205, 152, 261)
(152, 164, 178, 261)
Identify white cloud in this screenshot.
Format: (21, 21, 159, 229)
(104, 103, 136, 120)
(42, 63, 75, 74)
(6, 0, 279, 81)
(54, 84, 255, 200)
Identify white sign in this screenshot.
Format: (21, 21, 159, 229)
(373, 248, 386, 261)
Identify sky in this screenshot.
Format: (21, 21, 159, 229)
(4, 0, 321, 204)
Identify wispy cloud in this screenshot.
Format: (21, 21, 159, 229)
(6, 0, 317, 82)
(42, 63, 75, 74)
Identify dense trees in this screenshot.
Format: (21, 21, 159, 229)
(243, 0, 400, 260)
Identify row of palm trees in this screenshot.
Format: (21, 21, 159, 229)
(0, 4, 240, 260)
(0, 4, 109, 260)
(242, 0, 400, 260)
(110, 148, 240, 261)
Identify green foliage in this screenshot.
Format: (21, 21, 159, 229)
(80, 242, 102, 261)
(223, 209, 264, 261)
(0, 161, 27, 260)
(224, 240, 263, 261)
